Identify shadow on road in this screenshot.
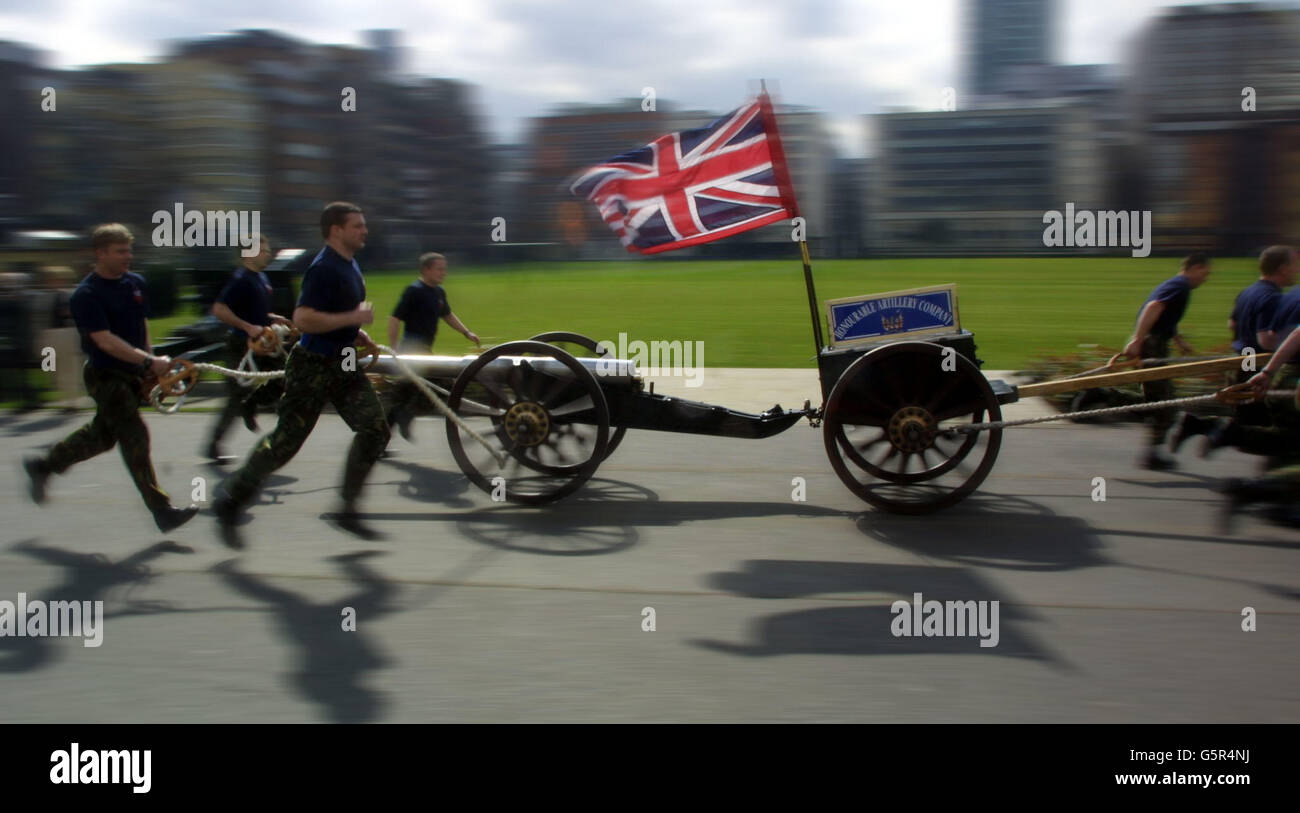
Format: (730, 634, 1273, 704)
(0, 538, 193, 674)
(857, 493, 1109, 572)
(355, 478, 853, 556)
(376, 457, 475, 508)
(211, 552, 399, 723)
(692, 559, 1064, 666)
(7, 410, 79, 437)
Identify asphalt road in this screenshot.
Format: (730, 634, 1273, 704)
(0, 407, 1296, 723)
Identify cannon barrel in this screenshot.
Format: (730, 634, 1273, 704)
(371, 353, 641, 388)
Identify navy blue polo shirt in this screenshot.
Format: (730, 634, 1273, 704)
(1139, 275, 1192, 338)
(296, 245, 366, 357)
(215, 267, 273, 336)
(392, 280, 450, 350)
(69, 271, 152, 373)
(1230, 279, 1281, 352)
(1271, 288, 1300, 343)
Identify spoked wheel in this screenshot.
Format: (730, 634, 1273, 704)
(529, 331, 627, 460)
(822, 341, 1002, 514)
(446, 340, 610, 505)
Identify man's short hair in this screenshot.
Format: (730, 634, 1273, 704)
(1260, 245, 1297, 276)
(320, 201, 363, 240)
(1181, 252, 1211, 271)
(90, 223, 133, 251)
(419, 252, 446, 270)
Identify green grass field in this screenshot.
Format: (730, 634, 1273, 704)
(149, 257, 1259, 369)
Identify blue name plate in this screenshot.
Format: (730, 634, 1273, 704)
(825, 285, 960, 348)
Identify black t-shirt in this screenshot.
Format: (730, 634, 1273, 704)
(1230, 279, 1281, 352)
(215, 267, 274, 335)
(69, 271, 152, 373)
(296, 245, 366, 357)
(392, 280, 450, 350)
(1271, 288, 1300, 342)
(1139, 275, 1192, 338)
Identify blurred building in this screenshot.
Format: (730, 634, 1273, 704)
(869, 0, 1126, 256)
(1127, 2, 1300, 253)
(965, 0, 1058, 97)
(173, 31, 350, 249)
(869, 101, 1108, 255)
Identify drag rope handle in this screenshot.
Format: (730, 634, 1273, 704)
(373, 344, 506, 468)
(248, 325, 282, 356)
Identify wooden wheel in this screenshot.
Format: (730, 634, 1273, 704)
(446, 340, 610, 505)
(822, 341, 1002, 514)
(529, 331, 627, 460)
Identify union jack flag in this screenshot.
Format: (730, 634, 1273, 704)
(569, 95, 799, 255)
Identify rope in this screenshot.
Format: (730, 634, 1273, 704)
(152, 343, 507, 468)
(949, 390, 1296, 434)
(372, 344, 506, 468)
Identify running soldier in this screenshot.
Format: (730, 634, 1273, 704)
(22, 224, 199, 532)
(1122, 252, 1212, 470)
(384, 252, 479, 440)
(1170, 245, 1296, 452)
(213, 202, 390, 546)
(204, 234, 292, 463)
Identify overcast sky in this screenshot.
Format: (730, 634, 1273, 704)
(0, 0, 1268, 155)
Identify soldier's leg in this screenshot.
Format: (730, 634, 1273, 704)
(42, 365, 122, 473)
(101, 372, 173, 513)
(1140, 336, 1175, 446)
(221, 348, 328, 506)
(207, 337, 248, 451)
(332, 369, 391, 507)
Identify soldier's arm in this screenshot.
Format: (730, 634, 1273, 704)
(213, 302, 263, 339)
(1124, 301, 1165, 357)
(443, 312, 479, 346)
(1256, 328, 1277, 351)
(387, 316, 401, 348)
(292, 303, 372, 333)
(88, 329, 170, 375)
(1251, 328, 1300, 394)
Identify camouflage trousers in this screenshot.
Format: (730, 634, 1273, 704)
(207, 332, 286, 447)
(1224, 364, 1300, 466)
(1140, 334, 1175, 446)
(221, 345, 390, 507)
(42, 363, 172, 512)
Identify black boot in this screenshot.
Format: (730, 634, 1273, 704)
(1168, 412, 1212, 454)
(23, 456, 50, 505)
(241, 397, 260, 433)
(1217, 477, 1291, 534)
(153, 504, 200, 533)
(1200, 419, 1240, 459)
(1141, 447, 1178, 471)
(211, 489, 246, 550)
(328, 503, 385, 541)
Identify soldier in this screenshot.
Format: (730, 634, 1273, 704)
(204, 234, 293, 463)
(383, 252, 479, 441)
(1170, 245, 1296, 452)
(1219, 309, 1300, 529)
(22, 224, 199, 532)
(1122, 252, 1212, 470)
(212, 202, 390, 546)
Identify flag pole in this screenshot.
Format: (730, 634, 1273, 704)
(758, 81, 826, 368)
